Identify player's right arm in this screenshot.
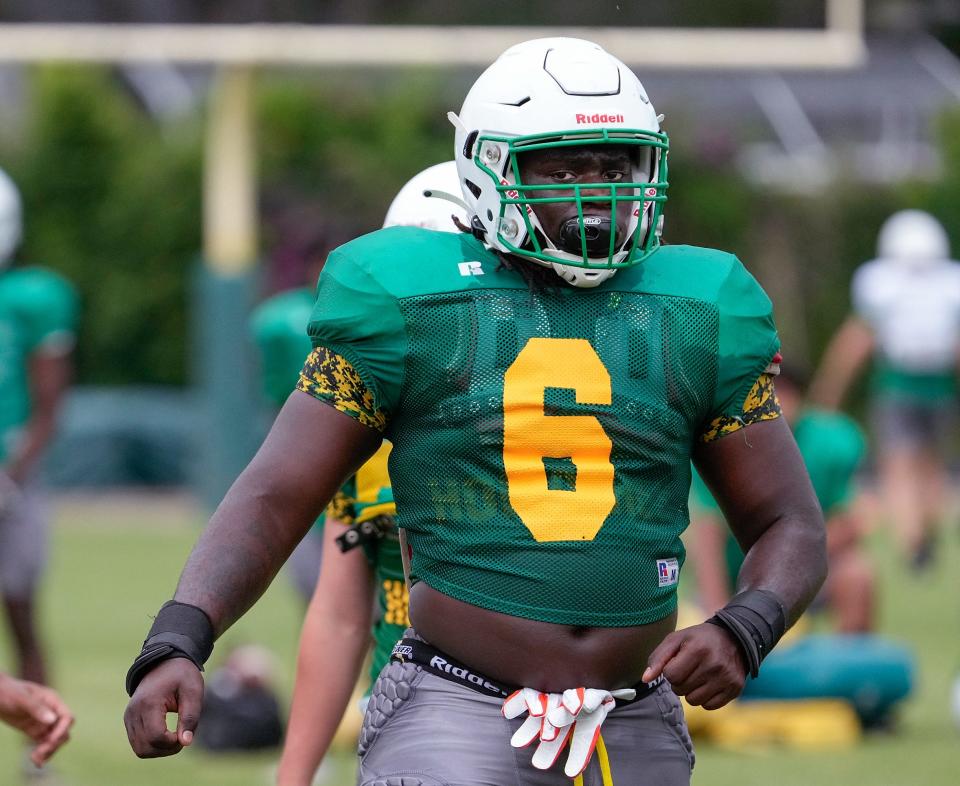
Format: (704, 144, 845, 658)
(123, 392, 381, 758)
(276, 517, 375, 786)
(807, 315, 874, 409)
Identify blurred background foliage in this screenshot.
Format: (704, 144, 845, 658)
(1, 64, 959, 395)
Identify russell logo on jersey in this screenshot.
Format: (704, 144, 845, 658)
(656, 558, 680, 588)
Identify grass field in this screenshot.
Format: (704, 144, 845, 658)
(0, 490, 957, 785)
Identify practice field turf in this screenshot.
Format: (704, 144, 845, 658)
(0, 491, 957, 785)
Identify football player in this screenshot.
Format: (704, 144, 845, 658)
(0, 167, 78, 775)
(276, 161, 466, 786)
(810, 209, 960, 569)
(124, 39, 826, 785)
(0, 168, 78, 688)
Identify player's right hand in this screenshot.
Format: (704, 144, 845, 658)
(123, 657, 204, 758)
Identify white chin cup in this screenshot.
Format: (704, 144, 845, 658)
(551, 262, 617, 288)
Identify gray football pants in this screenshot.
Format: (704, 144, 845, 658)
(357, 659, 694, 786)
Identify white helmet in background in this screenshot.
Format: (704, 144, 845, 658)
(383, 161, 467, 232)
(0, 168, 23, 268)
(877, 210, 950, 268)
(449, 37, 668, 288)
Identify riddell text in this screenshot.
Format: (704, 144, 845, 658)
(576, 113, 625, 124)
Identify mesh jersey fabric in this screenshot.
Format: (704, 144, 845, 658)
(249, 287, 316, 409)
(0, 266, 78, 463)
(307, 227, 780, 626)
(324, 442, 407, 683)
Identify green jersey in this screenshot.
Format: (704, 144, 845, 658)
(0, 266, 78, 464)
(307, 227, 779, 627)
(249, 287, 316, 409)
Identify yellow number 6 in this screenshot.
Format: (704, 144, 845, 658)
(503, 337, 615, 542)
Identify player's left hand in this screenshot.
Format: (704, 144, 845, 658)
(642, 622, 747, 710)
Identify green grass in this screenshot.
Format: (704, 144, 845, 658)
(0, 492, 957, 785)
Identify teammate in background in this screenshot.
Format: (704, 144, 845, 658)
(125, 39, 826, 784)
(810, 210, 960, 569)
(275, 162, 467, 786)
(688, 365, 874, 633)
(0, 168, 78, 687)
(0, 168, 78, 780)
(0, 671, 73, 767)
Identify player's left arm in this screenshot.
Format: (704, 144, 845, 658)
(4, 348, 72, 484)
(645, 415, 825, 709)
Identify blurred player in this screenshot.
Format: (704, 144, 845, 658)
(275, 162, 466, 786)
(0, 168, 78, 688)
(810, 210, 960, 568)
(689, 365, 874, 633)
(125, 39, 826, 784)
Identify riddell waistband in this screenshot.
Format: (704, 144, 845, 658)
(389, 637, 664, 704)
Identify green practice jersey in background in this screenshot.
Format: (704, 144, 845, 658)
(690, 408, 866, 579)
(249, 286, 316, 409)
(306, 227, 780, 627)
(0, 266, 78, 464)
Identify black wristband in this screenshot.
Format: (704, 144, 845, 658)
(125, 601, 215, 696)
(706, 589, 786, 679)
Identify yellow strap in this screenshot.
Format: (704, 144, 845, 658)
(597, 732, 614, 786)
(573, 776, 584, 786)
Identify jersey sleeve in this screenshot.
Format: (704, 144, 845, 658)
(15, 268, 79, 354)
(306, 244, 407, 417)
(707, 258, 781, 422)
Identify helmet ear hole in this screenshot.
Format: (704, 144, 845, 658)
(463, 131, 479, 160)
(464, 179, 482, 199)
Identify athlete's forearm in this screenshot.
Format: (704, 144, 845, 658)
(172, 393, 382, 636)
(7, 352, 71, 483)
(172, 472, 312, 636)
(734, 503, 826, 627)
(277, 526, 374, 786)
(808, 317, 874, 409)
(277, 615, 370, 785)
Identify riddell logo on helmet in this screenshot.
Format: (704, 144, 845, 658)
(575, 113, 625, 124)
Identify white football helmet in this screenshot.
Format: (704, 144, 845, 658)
(383, 161, 468, 232)
(877, 209, 950, 268)
(0, 167, 23, 269)
(449, 37, 668, 288)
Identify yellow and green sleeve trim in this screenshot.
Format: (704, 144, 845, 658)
(699, 372, 781, 443)
(297, 347, 388, 432)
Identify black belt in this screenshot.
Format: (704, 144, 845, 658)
(390, 637, 663, 704)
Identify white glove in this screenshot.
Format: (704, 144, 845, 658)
(503, 686, 636, 777)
